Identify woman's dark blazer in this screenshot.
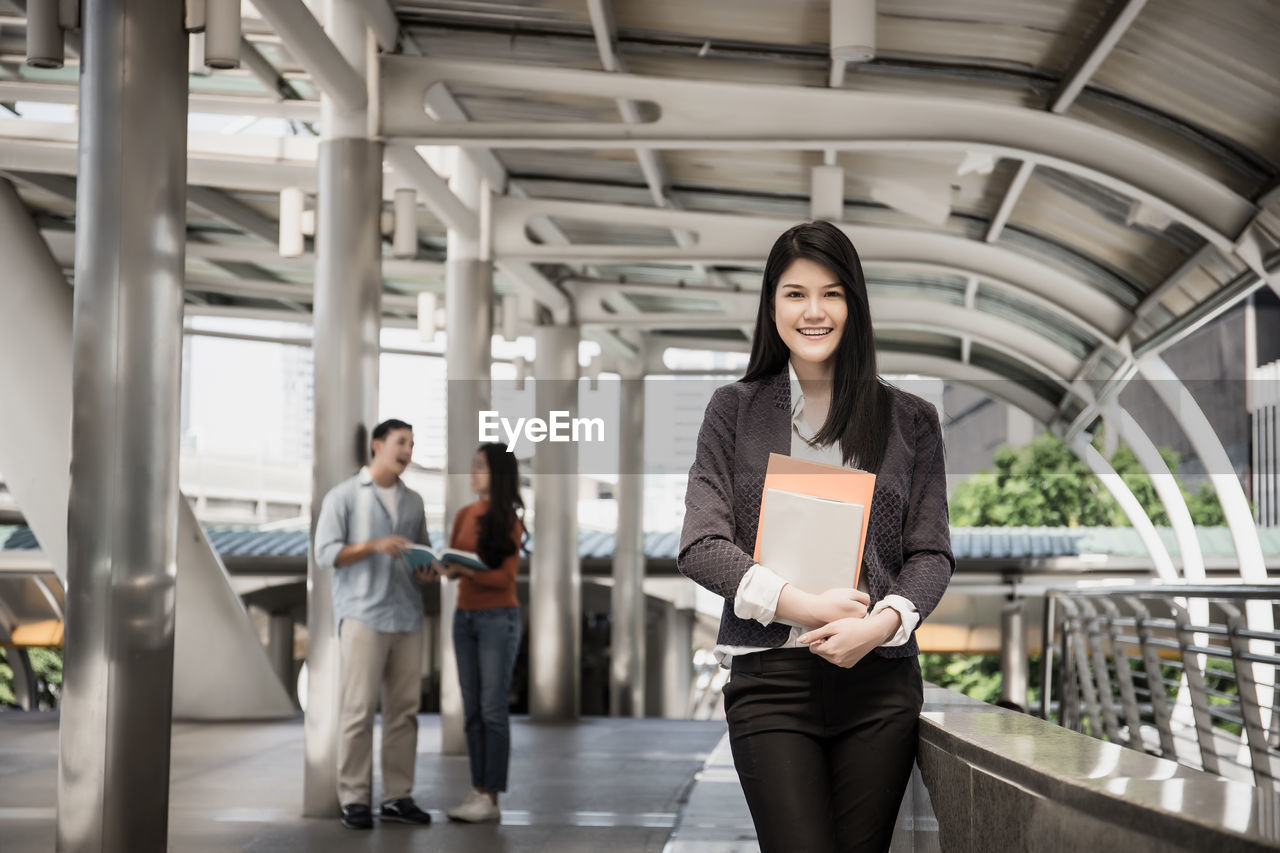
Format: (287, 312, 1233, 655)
(677, 368, 955, 657)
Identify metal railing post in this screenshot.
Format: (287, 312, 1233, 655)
(1098, 598, 1145, 749)
(1060, 599, 1104, 737)
(1221, 603, 1274, 787)
(1080, 598, 1124, 742)
(1172, 603, 1221, 775)
(1041, 593, 1057, 720)
(1126, 596, 1177, 758)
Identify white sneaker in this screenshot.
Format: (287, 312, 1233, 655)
(446, 790, 484, 819)
(447, 791, 500, 823)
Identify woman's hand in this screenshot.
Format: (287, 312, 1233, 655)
(775, 585, 869, 628)
(439, 562, 475, 580)
(798, 608, 901, 668)
(414, 564, 439, 583)
(811, 588, 870, 622)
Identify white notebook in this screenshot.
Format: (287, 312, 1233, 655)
(757, 488, 865, 596)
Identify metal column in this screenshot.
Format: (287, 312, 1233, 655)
(610, 368, 646, 717)
(530, 325, 581, 720)
(268, 613, 297, 702)
(660, 602, 695, 719)
(999, 599, 1028, 710)
(304, 0, 382, 817)
(57, 1, 188, 849)
(441, 151, 492, 753)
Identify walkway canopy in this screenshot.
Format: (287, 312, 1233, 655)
(1, 0, 1278, 435)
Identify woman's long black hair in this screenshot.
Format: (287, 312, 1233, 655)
(476, 442, 529, 569)
(742, 220, 892, 471)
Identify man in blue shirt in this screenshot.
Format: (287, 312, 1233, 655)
(314, 418, 434, 830)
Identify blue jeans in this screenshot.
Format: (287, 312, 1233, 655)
(453, 606, 521, 793)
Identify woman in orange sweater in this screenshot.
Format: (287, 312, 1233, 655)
(442, 442, 526, 823)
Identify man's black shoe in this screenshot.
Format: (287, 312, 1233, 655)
(340, 803, 373, 830)
(380, 797, 433, 825)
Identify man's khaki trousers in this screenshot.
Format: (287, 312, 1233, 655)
(337, 618, 424, 806)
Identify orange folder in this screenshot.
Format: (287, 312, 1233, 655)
(752, 453, 876, 590)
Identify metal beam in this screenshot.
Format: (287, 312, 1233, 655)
(396, 86, 583, 323)
(583, 0, 733, 297)
(183, 273, 415, 310)
(497, 259, 574, 318)
(187, 185, 281, 244)
(597, 298, 1082, 390)
(1133, 253, 1279, 360)
(1068, 434, 1177, 580)
(1125, 244, 1216, 339)
(383, 143, 478, 239)
(239, 36, 309, 102)
(183, 324, 483, 361)
(1138, 356, 1267, 583)
(249, 0, 366, 113)
(1050, 0, 1150, 113)
(1137, 354, 1275, 731)
(0, 118, 322, 191)
(379, 57, 1254, 251)
(0, 134, 319, 191)
(186, 301, 416, 328)
(0, 78, 320, 119)
(39, 228, 445, 279)
(985, 0, 1147, 242)
(567, 264, 1117, 350)
(985, 160, 1033, 243)
(350, 0, 400, 54)
(1111, 408, 1205, 580)
(878, 352, 1060, 423)
(493, 198, 1131, 336)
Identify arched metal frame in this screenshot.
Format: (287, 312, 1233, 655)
(379, 58, 1257, 259)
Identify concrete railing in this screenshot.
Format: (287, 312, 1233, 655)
(898, 686, 1280, 852)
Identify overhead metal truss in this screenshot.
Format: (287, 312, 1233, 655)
(379, 57, 1258, 257)
(1, 0, 1274, 442)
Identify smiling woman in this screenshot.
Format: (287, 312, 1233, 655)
(678, 221, 955, 853)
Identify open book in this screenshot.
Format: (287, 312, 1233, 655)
(400, 545, 490, 572)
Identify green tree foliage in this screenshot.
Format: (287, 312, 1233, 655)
(949, 432, 1226, 527)
(29, 647, 63, 703)
(0, 647, 63, 710)
(920, 652, 1044, 711)
(1185, 482, 1228, 526)
(920, 652, 1003, 703)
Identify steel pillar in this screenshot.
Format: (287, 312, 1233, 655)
(57, 2, 187, 849)
(999, 600, 1028, 710)
(529, 325, 581, 720)
(610, 367, 646, 717)
(441, 150, 492, 754)
(303, 0, 382, 818)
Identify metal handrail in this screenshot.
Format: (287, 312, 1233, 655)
(1042, 583, 1280, 788)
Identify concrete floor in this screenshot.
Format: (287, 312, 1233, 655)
(0, 713, 737, 852)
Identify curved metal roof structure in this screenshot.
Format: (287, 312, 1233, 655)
(1, 0, 1278, 437)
